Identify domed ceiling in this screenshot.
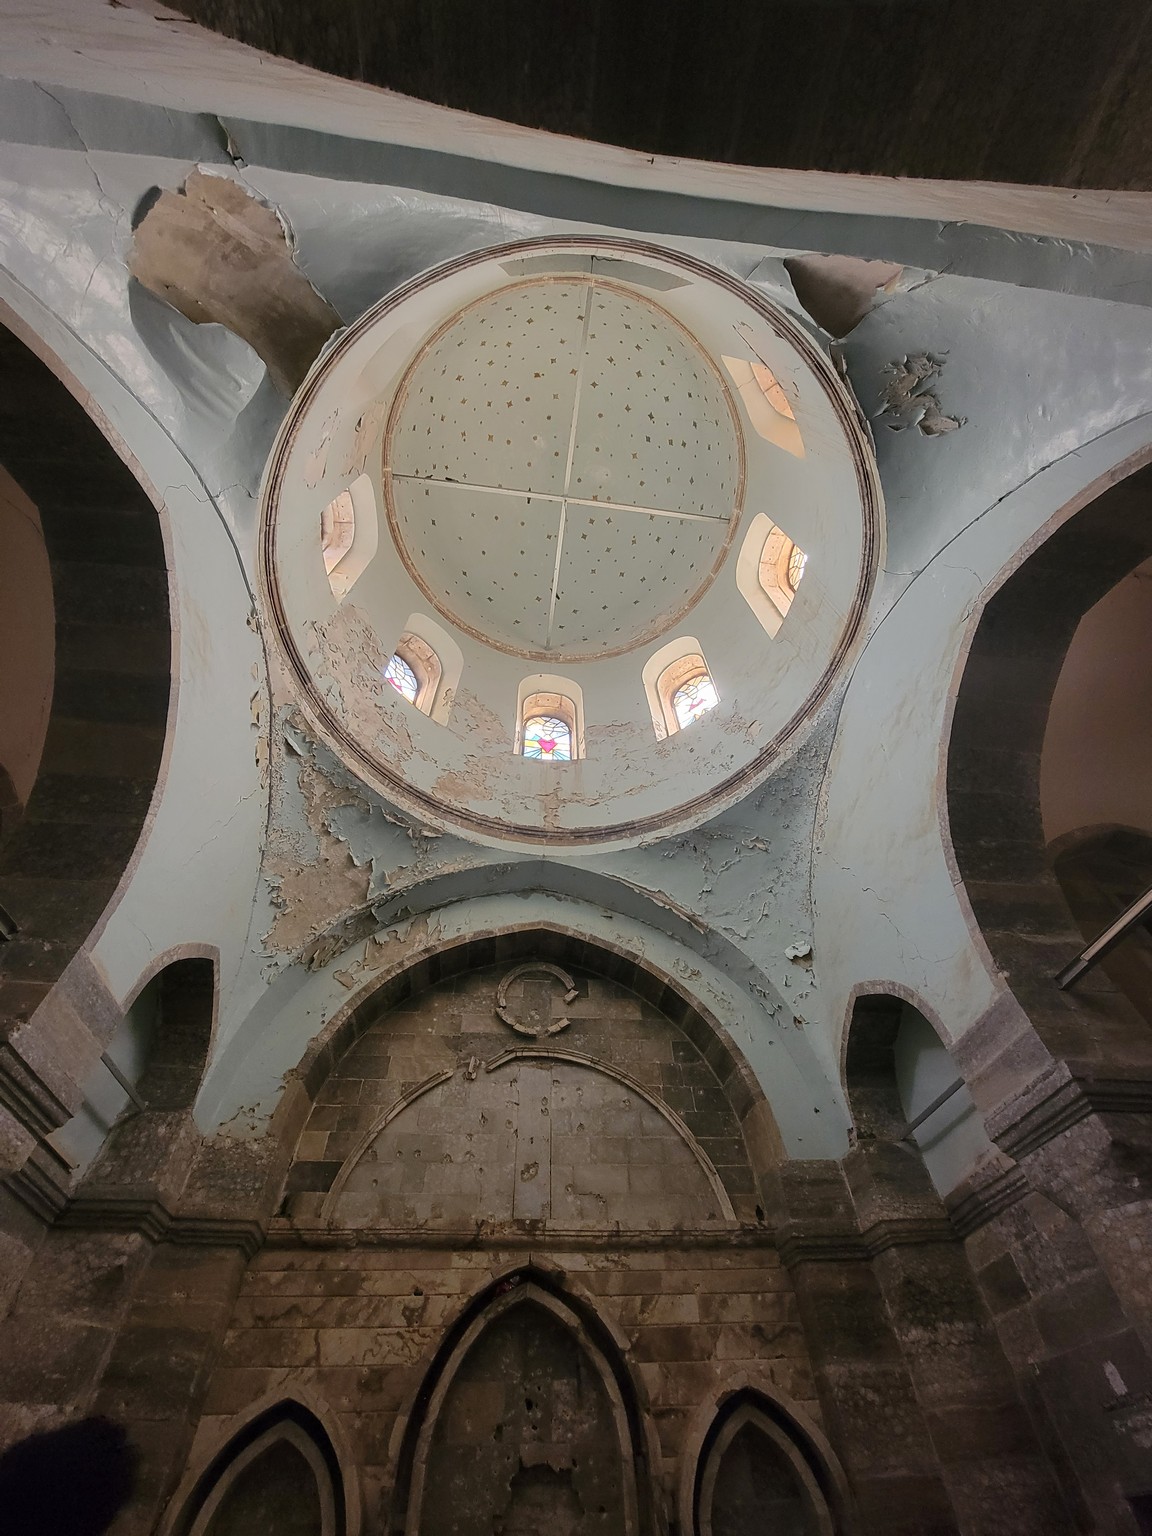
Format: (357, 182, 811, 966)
(386, 278, 742, 659)
(259, 238, 883, 853)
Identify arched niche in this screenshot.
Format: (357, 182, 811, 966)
(844, 991, 992, 1198)
(283, 925, 780, 1221)
(1051, 826, 1152, 1028)
(322, 1045, 736, 1232)
(0, 316, 171, 1025)
(164, 1402, 348, 1536)
(51, 953, 216, 1176)
(946, 455, 1152, 1086)
(682, 1387, 846, 1536)
(398, 1272, 648, 1536)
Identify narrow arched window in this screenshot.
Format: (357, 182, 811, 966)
(384, 652, 419, 704)
(516, 683, 583, 762)
(736, 514, 807, 637)
(383, 633, 443, 716)
(721, 356, 804, 457)
(522, 713, 572, 761)
(671, 670, 719, 730)
(319, 475, 379, 601)
(320, 490, 355, 576)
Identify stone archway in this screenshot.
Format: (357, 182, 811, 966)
(0, 319, 171, 1031)
(946, 457, 1152, 1104)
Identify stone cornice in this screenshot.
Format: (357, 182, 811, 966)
(269, 1218, 778, 1251)
(777, 1214, 955, 1267)
(59, 1193, 265, 1257)
(946, 1164, 1030, 1238)
(1, 1169, 266, 1258)
(0, 1041, 71, 1141)
(993, 1070, 1152, 1161)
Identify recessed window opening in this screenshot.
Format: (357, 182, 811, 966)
(672, 670, 719, 730)
(515, 676, 584, 762)
(320, 490, 355, 576)
(736, 513, 808, 638)
(384, 631, 443, 716)
(523, 712, 573, 761)
(384, 652, 419, 704)
(319, 473, 379, 601)
(721, 355, 805, 458)
(641, 638, 720, 740)
(518, 693, 577, 762)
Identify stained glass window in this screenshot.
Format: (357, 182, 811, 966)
(786, 544, 808, 591)
(522, 715, 572, 761)
(672, 672, 719, 730)
(384, 653, 419, 703)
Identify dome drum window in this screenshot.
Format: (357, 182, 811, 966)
(318, 474, 380, 601)
(643, 638, 719, 740)
(516, 682, 583, 762)
(736, 513, 808, 637)
(385, 631, 443, 715)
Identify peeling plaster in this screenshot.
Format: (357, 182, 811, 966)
(131, 167, 342, 394)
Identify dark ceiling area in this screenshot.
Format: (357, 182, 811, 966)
(173, 0, 1152, 189)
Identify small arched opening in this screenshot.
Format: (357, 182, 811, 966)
(320, 475, 379, 601)
(643, 637, 719, 740)
(844, 991, 990, 1198)
(51, 955, 216, 1177)
(165, 1402, 347, 1536)
(515, 675, 584, 762)
(735, 512, 808, 638)
(690, 1389, 843, 1536)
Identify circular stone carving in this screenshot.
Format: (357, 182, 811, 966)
(495, 962, 580, 1038)
(384, 277, 743, 661)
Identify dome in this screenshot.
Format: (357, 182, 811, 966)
(259, 238, 882, 852)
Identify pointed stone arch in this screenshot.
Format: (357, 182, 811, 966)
(391, 1267, 655, 1536)
(678, 1379, 849, 1536)
(161, 1397, 356, 1536)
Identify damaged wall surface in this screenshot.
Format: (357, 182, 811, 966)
(1, 4, 1151, 1533)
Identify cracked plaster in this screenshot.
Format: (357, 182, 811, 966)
(3, 34, 1152, 1197)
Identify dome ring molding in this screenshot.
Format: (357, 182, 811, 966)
(259, 235, 884, 851)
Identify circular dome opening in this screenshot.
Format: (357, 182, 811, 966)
(259, 238, 883, 854)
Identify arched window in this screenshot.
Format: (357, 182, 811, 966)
(642, 638, 719, 740)
(515, 677, 584, 762)
(383, 651, 419, 704)
(522, 712, 572, 761)
(736, 513, 808, 637)
(721, 355, 804, 458)
(672, 670, 719, 730)
(319, 475, 379, 601)
(694, 1396, 839, 1536)
(383, 632, 443, 716)
(319, 490, 355, 576)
